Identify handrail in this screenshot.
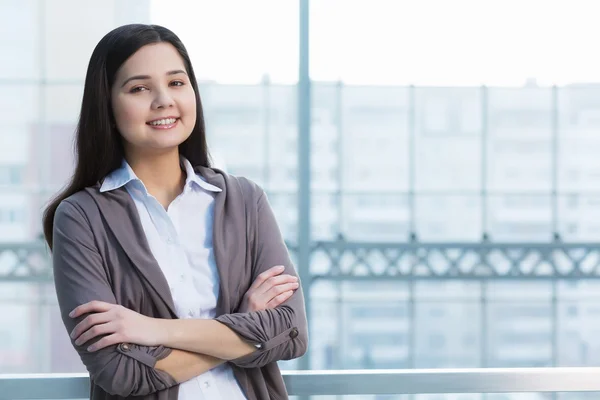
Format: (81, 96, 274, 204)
(2, 368, 600, 398)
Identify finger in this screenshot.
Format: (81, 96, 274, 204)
(70, 311, 113, 340)
(256, 275, 298, 295)
(250, 265, 285, 291)
(266, 290, 294, 309)
(87, 333, 122, 352)
(70, 300, 114, 318)
(74, 322, 116, 347)
(265, 282, 299, 300)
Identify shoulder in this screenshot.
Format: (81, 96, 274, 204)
(54, 188, 101, 224)
(199, 166, 265, 204)
(229, 175, 264, 200)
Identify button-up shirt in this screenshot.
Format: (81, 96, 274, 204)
(100, 156, 247, 400)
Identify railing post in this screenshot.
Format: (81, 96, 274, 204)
(298, 0, 312, 376)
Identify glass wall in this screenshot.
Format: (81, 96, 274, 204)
(3, 2, 600, 399)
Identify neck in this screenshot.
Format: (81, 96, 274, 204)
(126, 148, 185, 209)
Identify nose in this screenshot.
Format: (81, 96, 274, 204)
(151, 88, 174, 110)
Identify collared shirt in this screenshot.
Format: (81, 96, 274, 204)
(100, 156, 247, 400)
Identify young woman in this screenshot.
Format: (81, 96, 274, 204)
(42, 24, 308, 400)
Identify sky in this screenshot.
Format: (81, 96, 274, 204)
(151, 0, 600, 86)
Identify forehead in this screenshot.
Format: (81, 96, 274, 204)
(116, 42, 186, 79)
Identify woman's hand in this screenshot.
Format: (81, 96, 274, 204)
(69, 301, 165, 352)
(240, 265, 299, 312)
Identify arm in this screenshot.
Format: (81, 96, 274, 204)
(155, 264, 299, 378)
(160, 319, 257, 360)
(161, 187, 309, 368)
(158, 265, 300, 360)
(155, 349, 224, 383)
(52, 200, 215, 394)
(68, 266, 299, 377)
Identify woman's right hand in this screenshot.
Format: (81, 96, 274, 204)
(240, 265, 299, 312)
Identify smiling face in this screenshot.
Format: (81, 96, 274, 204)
(110, 42, 197, 159)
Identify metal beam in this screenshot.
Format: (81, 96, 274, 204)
(5, 240, 600, 281)
(297, 0, 312, 372)
(311, 239, 600, 279)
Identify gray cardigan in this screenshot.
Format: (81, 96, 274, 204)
(51, 166, 308, 400)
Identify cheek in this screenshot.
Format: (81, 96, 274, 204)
(113, 98, 146, 129)
(182, 90, 197, 120)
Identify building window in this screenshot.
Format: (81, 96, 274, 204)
(0, 208, 25, 223)
(429, 308, 446, 318)
(0, 166, 23, 185)
(429, 333, 446, 349)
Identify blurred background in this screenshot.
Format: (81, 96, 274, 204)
(3, 0, 600, 399)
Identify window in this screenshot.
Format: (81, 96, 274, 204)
(429, 308, 446, 318)
(566, 195, 579, 209)
(0, 166, 23, 185)
(0, 208, 25, 223)
(213, 107, 261, 126)
(429, 333, 446, 349)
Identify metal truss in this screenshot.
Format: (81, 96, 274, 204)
(307, 238, 600, 280)
(2, 240, 600, 282)
(0, 242, 52, 282)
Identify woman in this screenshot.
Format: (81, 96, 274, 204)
(42, 24, 308, 400)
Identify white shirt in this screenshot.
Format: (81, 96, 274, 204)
(100, 157, 247, 400)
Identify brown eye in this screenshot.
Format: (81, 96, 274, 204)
(129, 86, 148, 93)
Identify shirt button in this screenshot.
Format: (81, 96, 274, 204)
(187, 310, 194, 318)
(289, 327, 299, 339)
(204, 381, 210, 388)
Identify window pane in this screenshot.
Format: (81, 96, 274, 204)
(415, 195, 481, 241)
(488, 88, 553, 192)
(342, 86, 410, 192)
(0, 0, 40, 80)
(488, 195, 552, 242)
(415, 88, 482, 191)
(558, 86, 600, 192)
(44, 0, 119, 82)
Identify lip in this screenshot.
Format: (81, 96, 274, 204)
(146, 116, 180, 130)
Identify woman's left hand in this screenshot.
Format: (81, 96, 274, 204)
(69, 301, 165, 352)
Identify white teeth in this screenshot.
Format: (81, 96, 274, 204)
(149, 118, 177, 126)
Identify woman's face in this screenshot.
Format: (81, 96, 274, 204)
(111, 42, 196, 158)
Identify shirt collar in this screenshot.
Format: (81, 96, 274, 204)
(99, 156, 222, 193)
(100, 159, 137, 193)
(180, 156, 221, 193)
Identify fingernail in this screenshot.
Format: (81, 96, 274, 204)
(87, 345, 94, 352)
(277, 266, 285, 271)
(69, 311, 74, 318)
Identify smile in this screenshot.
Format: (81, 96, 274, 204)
(146, 117, 179, 129)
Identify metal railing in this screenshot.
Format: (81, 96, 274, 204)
(2, 368, 600, 398)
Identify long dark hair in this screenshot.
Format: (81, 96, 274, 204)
(42, 24, 211, 249)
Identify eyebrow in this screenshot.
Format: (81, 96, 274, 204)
(120, 70, 187, 87)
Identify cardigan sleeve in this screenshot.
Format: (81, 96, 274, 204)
(215, 185, 309, 368)
(52, 199, 178, 396)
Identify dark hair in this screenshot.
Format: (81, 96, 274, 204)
(42, 24, 211, 249)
